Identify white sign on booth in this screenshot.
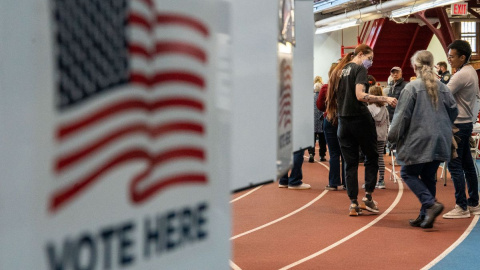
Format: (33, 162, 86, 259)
(0, 0, 230, 269)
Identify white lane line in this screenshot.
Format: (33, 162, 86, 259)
(303, 155, 330, 171)
(421, 215, 480, 270)
(230, 260, 242, 270)
(230, 190, 329, 240)
(230, 185, 263, 203)
(279, 167, 404, 270)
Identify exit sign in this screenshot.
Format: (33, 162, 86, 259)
(451, 3, 468, 15)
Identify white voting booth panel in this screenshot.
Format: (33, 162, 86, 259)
(292, 0, 315, 152)
(230, 0, 314, 191)
(0, 0, 231, 269)
(230, 0, 279, 191)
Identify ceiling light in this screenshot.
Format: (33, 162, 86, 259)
(390, 0, 464, 18)
(315, 19, 361, 34)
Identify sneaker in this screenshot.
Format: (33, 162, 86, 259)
(422, 202, 444, 228)
(376, 180, 386, 189)
(320, 156, 327, 161)
(325, 185, 338, 191)
(288, 183, 311, 190)
(278, 184, 288, 188)
(349, 203, 362, 216)
(468, 204, 480, 215)
(308, 154, 314, 163)
(359, 197, 379, 213)
(442, 205, 470, 219)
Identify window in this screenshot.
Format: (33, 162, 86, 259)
(460, 22, 477, 55)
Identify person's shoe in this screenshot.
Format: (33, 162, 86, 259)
(288, 183, 311, 190)
(359, 197, 379, 213)
(342, 185, 347, 190)
(409, 214, 425, 227)
(308, 154, 314, 163)
(325, 185, 338, 191)
(320, 156, 327, 161)
(442, 204, 470, 219)
(278, 183, 288, 188)
(421, 202, 444, 228)
(376, 180, 386, 189)
(349, 203, 362, 216)
(468, 204, 480, 215)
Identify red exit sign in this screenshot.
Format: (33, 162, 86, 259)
(451, 3, 468, 15)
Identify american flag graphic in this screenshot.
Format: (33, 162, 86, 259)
(278, 59, 292, 129)
(50, 0, 209, 213)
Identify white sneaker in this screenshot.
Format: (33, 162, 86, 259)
(468, 204, 480, 215)
(442, 205, 471, 219)
(288, 183, 311, 190)
(376, 181, 386, 189)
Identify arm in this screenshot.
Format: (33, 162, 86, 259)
(446, 70, 462, 95)
(355, 84, 397, 107)
(316, 84, 328, 111)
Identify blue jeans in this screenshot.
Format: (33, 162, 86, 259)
(401, 161, 441, 216)
(324, 118, 344, 187)
(279, 150, 304, 186)
(448, 122, 479, 210)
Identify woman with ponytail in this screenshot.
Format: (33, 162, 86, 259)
(326, 44, 397, 216)
(388, 50, 458, 229)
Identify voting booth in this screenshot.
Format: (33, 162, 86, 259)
(0, 0, 231, 269)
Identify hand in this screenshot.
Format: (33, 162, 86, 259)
(387, 97, 397, 108)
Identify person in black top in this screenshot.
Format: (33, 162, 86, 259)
(436, 61, 451, 84)
(326, 44, 397, 216)
(387, 66, 408, 122)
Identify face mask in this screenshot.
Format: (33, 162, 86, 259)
(362, 59, 373, 69)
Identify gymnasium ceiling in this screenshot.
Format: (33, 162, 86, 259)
(314, 0, 480, 26)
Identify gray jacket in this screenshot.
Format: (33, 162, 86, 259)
(388, 79, 458, 165)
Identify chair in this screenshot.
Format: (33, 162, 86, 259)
(439, 162, 448, 186)
(389, 149, 400, 183)
(470, 133, 480, 177)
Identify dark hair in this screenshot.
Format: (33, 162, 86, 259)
(367, 75, 376, 86)
(437, 61, 447, 69)
(326, 44, 373, 125)
(448, 40, 472, 63)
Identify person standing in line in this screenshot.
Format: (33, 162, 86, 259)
(442, 40, 480, 219)
(309, 76, 327, 162)
(326, 44, 397, 216)
(387, 66, 408, 122)
(389, 50, 457, 229)
(278, 149, 311, 190)
(366, 85, 389, 189)
(317, 63, 345, 190)
(436, 61, 451, 84)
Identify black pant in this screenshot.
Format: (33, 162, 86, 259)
(308, 132, 326, 157)
(338, 115, 379, 200)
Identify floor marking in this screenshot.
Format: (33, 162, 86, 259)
(420, 215, 480, 270)
(279, 167, 404, 270)
(230, 190, 329, 240)
(303, 155, 330, 171)
(229, 260, 242, 270)
(230, 185, 263, 203)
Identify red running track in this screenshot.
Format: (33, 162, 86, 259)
(230, 150, 475, 270)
